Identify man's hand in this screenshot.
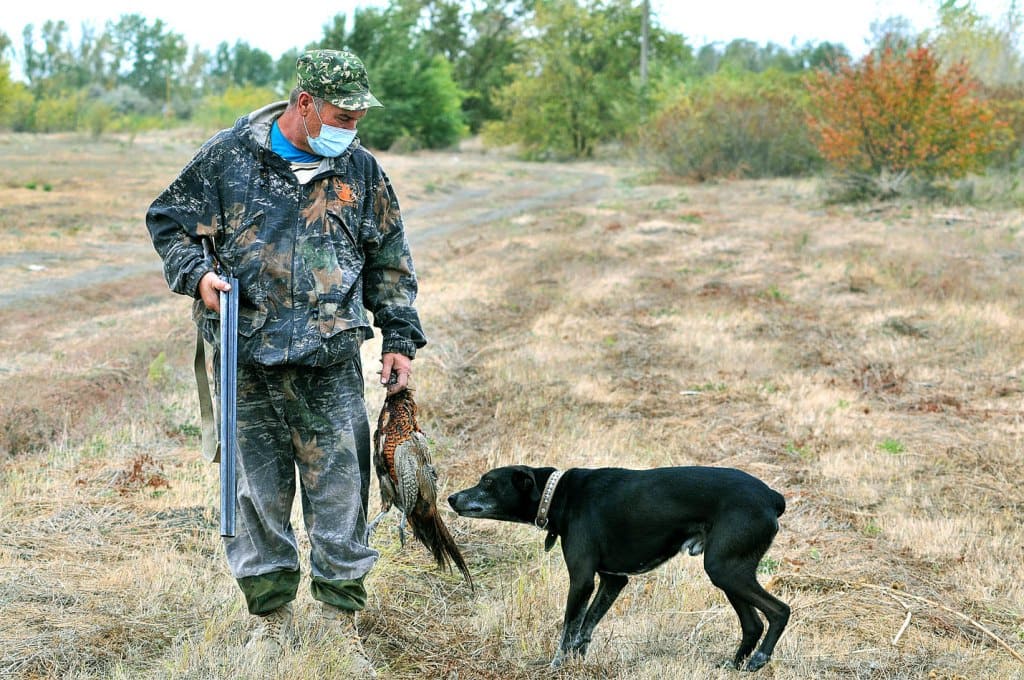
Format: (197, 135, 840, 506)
(198, 271, 232, 313)
(380, 352, 412, 395)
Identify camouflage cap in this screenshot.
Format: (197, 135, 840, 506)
(296, 49, 383, 110)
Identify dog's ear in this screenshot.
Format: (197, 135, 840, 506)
(511, 468, 541, 501)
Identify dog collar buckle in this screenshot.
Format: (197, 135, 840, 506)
(534, 469, 566, 531)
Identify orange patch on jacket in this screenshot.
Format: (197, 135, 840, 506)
(333, 179, 357, 205)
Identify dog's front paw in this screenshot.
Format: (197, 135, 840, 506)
(550, 647, 585, 669)
(743, 651, 770, 672)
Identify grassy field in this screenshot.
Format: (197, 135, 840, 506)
(1, 131, 1023, 679)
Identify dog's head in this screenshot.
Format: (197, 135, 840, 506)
(448, 465, 555, 525)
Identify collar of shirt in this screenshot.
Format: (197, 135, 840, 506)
(271, 119, 320, 163)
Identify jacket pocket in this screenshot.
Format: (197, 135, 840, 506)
(236, 275, 269, 338)
(315, 289, 361, 339)
(315, 210, 364, 338)
(326, 207, 359, 251)
(194, 286, 267, 341)
(237, 299, 268, 338)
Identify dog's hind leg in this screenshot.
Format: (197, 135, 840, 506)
(724, 591, 765, 667)
(704, 519, 789, 672)
(571, 572, 628, 658)
(735, 576, 789, 671)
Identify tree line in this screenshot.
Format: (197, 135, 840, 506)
(1, 0, 1021, 200)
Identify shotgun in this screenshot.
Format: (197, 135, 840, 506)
(218, 275, 239, 537)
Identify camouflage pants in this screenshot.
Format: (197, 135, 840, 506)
(225, 357, 379, 614)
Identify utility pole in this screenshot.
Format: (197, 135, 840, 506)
(640, 0, 650, 86)
(639, 0, 651, 165)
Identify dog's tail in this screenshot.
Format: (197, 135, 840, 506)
(770, 489, 787, 518)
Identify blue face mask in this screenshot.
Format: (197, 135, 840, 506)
(304, 104, 357, 157)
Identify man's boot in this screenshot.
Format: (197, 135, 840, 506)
(245, 601, 294, 660)
(319, 603, 377, 678)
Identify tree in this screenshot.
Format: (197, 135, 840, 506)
(275, 48, 302, 90)
(106, 15, 188, 103)
(805, 45, 1011, 196)
(928, 0, 1024, 87)
(691, 38, 849, 77)
(317, 6, 466, 150)
(792, 41, 850, 72)
(0, 60, 17, 125)
(21, 20, 122, 95)
(925, 2, 1024, 169)
(208, 41, 277, 89)
(485, 0, 671, 158)
(414, 0, 529, 132)
(721, 39, 772, 72)
(867, 15, 919, 56)
(0, 33, 14, 124)
(22, 21, 72, 91)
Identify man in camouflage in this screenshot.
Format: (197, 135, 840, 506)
(146, 49, 426, 675)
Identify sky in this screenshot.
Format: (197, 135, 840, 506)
(0, 0, 1017, 75)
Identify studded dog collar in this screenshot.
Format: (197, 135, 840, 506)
(534, 469, 566, 531)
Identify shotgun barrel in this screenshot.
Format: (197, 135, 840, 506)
(219, 276, 239, 537)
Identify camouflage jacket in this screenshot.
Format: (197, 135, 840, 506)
(146, 102, 426, 366)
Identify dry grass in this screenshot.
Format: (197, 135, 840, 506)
(1, 132, 1022, 679)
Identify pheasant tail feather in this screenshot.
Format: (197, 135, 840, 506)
(408, 498, 474, 589)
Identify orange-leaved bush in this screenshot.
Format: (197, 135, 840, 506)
(805, 46, 1009, 183)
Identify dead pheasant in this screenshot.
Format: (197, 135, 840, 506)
(369, 387, 473, 587)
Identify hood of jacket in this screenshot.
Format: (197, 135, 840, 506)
(234, 100, 364, 176)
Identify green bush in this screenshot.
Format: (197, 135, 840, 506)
(1, 84, 171, 135)
(82, 100, 117, 138)
(33, 91, 88, 132)
(805, 46, 1010, 191)
(193, 85, 283, 132)
(982, 84, 1024, 169)
(0, 80, 35, 131)
(482, 69, 577, 160)
(358, 55, 466, 151)
(97, 85, 161, 117)
(642, 70, 821, 180)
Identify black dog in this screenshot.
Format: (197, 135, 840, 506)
(448, 465, 790, 672)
